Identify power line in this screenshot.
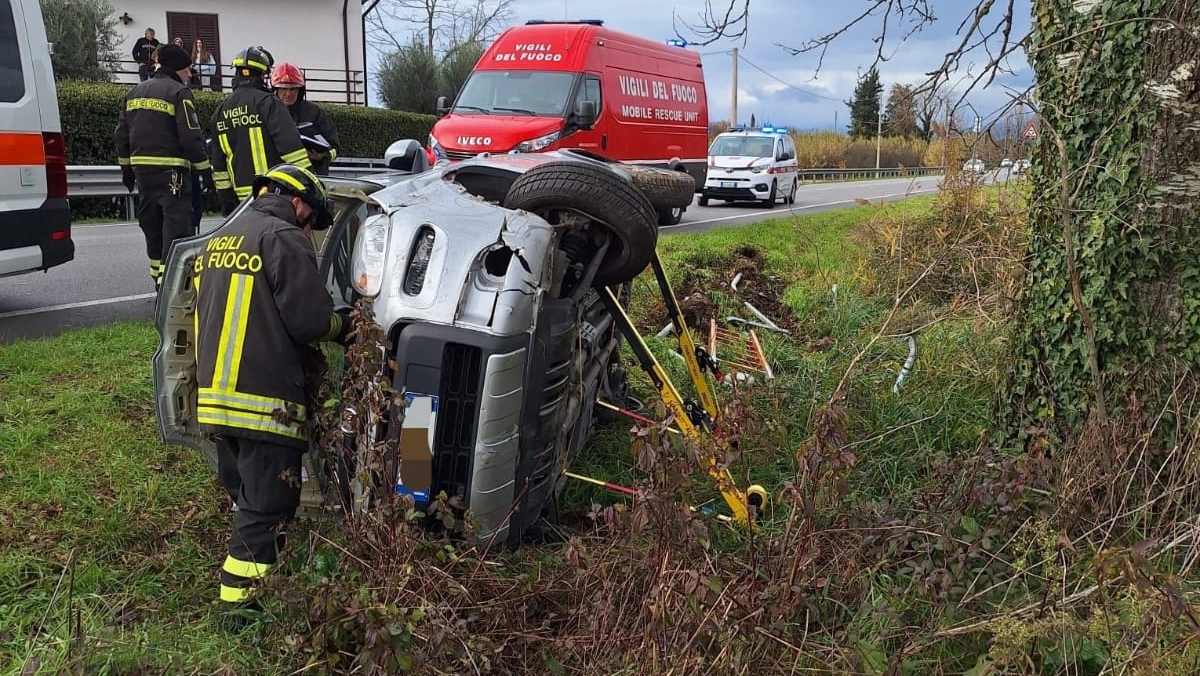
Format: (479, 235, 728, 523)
(734, 53, 843, 102)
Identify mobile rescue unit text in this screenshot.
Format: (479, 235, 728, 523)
(616, 75, 701, 123)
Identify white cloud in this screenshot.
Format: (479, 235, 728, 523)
(366, 0, 1036, 130)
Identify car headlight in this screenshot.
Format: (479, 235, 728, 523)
(750, 166, 764, 173)
(428, 133, 443, 156)
(351, 214, 391, 297)
(516, 131, 560, 153)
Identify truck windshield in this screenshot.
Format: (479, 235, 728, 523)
(709, 136, 775, 158)
(453, 71, 577, 117)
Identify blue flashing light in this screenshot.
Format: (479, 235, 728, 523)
(761, 126, 775, 133)
(760, 126, 789, 134)
(666, 37, 688, 47)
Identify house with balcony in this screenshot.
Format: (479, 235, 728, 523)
(110, 0, 367, 104)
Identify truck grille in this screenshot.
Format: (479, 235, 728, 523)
(444, 149, 479, 161)
(434, 343, 482, 500)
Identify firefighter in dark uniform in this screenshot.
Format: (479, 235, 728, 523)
(210, 46, 312, 217)
(193, 162, 350, 616)
(270, 62, 341, 175)
(114, 43, 214, 291)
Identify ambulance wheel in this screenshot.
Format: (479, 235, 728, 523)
(657, 205, 684, 226)
(504, 161, 659, 287)
(698, 195, 709, 206)
(623, 165, 696, 210)
(761, 181, 777, 208)
(786, 178, 798, 205)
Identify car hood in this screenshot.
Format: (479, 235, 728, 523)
(431, 115, 564, 153)
(710, 155, 772, 171)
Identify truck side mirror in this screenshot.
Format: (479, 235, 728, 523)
(574, 100, 596, 129)
(435, 96, 450, 118)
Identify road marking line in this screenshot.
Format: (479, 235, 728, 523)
(0, 293, 156, 319)
(670, 188, 940, 230)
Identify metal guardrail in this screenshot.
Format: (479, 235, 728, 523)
(69, 160, 948, 218)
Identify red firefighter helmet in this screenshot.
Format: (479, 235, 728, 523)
(270, 62, 306, 90)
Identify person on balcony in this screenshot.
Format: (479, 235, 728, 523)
(132, 28, 160, 81)
(192, 39, 217, 91)
(270, 63, 341, 175)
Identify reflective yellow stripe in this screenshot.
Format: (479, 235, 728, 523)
(182, 98, 201, 130)
(199, 389, 308, 422)
(218, 134, 237, 191)
(249, 127, 269, 175)
(213, 273, 253, 390)
(117, 157, 130, 166)
(126, 97, 176, 115)
(234, 185, 252, 198)
(281, 148, 311, 168)
(213, 170, 232, 189)
(130, 155, 191, 168)
(265, 170, 306, 194)
(328, 147, 338, 161)
(193, 159, 212, 171)
(220, 584, 250, 602)
(197, 407, 307, 440)
(232, 56, 270, 71)
(223, 555, 271, 579)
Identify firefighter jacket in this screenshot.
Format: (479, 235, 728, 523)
(287, 98, 341, 175)
(193, 194, 344, 448)
(114, 70, 210, 173)
(210, 81, 311, 201)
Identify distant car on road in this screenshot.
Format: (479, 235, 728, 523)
(1012, 159, 1031, 174)
(963, 158, 986, 174)
(1000, 158, 1013, 168)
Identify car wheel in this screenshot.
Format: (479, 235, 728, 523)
(786, 178, 797, 205)
(657, 205, 684, 226)
(698, 195, 709, 206)
(503, 161, 659, 287)
(761, 181, 777, 208)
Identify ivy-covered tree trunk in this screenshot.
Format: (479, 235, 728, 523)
(1003, 0, 1200, 451)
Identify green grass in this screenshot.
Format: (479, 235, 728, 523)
(0, 194, 1006, 673)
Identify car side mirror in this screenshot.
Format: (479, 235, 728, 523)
(778, 152, 791, 161)
(574, 100, 596, 129)
(435, 96, 450, 118)
(385, 139, 426, 171)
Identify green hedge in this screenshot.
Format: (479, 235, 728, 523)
(56, 80, 437, 165)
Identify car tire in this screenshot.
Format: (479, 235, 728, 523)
(761, 181, 777, 208)
(657, 205, 684, 226)
(698, 195, 709, 206)
(503, 161, 659, 287)
(623, 165, 696, 209)
(786, 178, 797, 205)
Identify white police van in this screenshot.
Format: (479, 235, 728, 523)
(699, 126, 799, 208)
(0, 0, 73, 279)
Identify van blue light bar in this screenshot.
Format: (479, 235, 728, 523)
(666, 38, 688, 47)
(761, 126, 789, 134)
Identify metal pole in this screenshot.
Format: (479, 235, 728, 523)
(731, 47, 738, 127)
(942, 95, 949, 169)
(875, 91, 883, 178)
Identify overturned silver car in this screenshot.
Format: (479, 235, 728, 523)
(154, 141, 673, 547)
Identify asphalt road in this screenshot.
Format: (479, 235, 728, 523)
(0, 174, 951, 343)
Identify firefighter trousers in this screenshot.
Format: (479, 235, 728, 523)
(214, 434, 303, 605)
(134, 168, 194, 289)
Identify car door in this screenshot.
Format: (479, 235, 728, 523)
(152, 179, 385, 468)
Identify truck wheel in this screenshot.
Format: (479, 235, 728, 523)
(503, 162, 658, 287)
(623, 165, 696, 209)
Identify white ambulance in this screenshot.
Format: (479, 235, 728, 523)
(699, 126, 799, 208)
(0, 0, 73, 279)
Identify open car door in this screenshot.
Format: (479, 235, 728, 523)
(151, 178, 386, 469)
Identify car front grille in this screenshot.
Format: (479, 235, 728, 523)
(444, 149, 479, 161)
(434, 343, 482, 500)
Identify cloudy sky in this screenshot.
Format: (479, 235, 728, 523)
(368, 0, 1035, 132)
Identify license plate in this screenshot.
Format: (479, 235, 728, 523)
(396, 392, 438, 505)
(720, 181, 737, 188)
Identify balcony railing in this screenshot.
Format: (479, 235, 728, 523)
(109, 59, 365, 105)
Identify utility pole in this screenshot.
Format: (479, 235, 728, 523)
(730, 47, 738, 127)
(875, 90, 883, 178)
(834, 109, 838, 132)
(941, 94, 950, 169)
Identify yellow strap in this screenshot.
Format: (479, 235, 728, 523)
(223, 555, 272, 580)
(193, 159, 212, 171)
(197, 407, 307, 440)
(249, 127, 269, 176)
(199, 389, 308, 422)
(126, 97, 176, 115)
(220, 583, 250, 603)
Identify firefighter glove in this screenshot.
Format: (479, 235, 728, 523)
(122, 166, 136, 193)
(200, 170, 216, 197)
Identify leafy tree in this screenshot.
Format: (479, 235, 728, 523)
(376, 38, 440, 114)
(39, 0, 120, 82)
(437, 40, 484, 102)
(845, 67, 882, 139)
(882, 83, 919, 138)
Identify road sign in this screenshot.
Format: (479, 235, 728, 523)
(1022, 123, 1038, 140)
